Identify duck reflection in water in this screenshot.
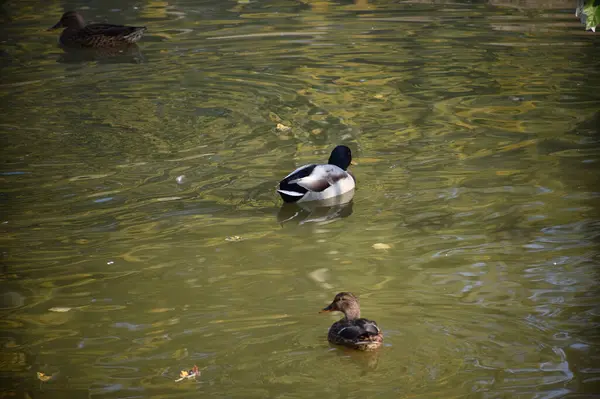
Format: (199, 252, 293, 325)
(331, 345, 382, 372)
(277, 190, 355, 226)
(56, 44, 145, 64)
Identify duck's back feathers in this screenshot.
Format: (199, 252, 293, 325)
(277, 164, 354, 203)
(280, 164, 317, 183)
(277, 164, 315, 202)
(328, 318, 383, 350)
(336, 318, 381, 340)
(85, 23, 145, 38)
(330, 318, 381, 342)
(67, 24, 146, 47)
(290, 165, 348, 192)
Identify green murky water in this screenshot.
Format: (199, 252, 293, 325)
(1, 0, 600, 397)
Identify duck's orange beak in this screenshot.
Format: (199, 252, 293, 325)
(319, 303, 334, 313)
(49, 21, 62, 30)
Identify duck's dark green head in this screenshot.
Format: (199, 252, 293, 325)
(320, 292, 361, 320)
(50, 11, 85, 30)
(327, 145, 353, 170)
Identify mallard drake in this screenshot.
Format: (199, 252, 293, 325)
(50, 11, 146, 48)
(277, 145, 355, 203)
(320, 292, 383, 351)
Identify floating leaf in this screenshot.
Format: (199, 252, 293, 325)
(148, 308, 172, 313)
(276, 123, 291, 131)
(37, 372, 52, 382)
(175, 365, 200, 382)
(48, 307, 72, 313)
(372, 243, 391, 250)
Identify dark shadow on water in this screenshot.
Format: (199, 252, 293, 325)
(277, 191, 355, 226)
(56, 44, 146, 64)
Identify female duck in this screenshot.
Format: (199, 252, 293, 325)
(50, 11, 146, 48)
(277, 145, 355, 203)
(320, 292, 383, 351)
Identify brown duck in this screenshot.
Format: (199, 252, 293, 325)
(320, 292, 383, 351)
(50, 11, 146, 48)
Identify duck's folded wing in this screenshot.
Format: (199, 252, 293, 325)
(281, 164, 316, 182)
(278, 164, 316, 199)
(85, 23, 145, 37)
(289, 165, 348, 192)
(337, 319, 381, 340)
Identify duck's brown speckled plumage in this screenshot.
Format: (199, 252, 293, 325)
(50, 11, 146, 48)
(320, 292, 383, 351)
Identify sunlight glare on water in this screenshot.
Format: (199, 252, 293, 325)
(1, 0, 599, 398)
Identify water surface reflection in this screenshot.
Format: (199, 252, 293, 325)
(1, 0, 599, 398)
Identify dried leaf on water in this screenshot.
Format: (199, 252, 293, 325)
(48, 307, 72, 313)
(276, 123, 291, 132)
(37, 372, 53, 382)
(175, 365, 200, 382)
(372, 243, 391, 250)
(148, 308, 172, 313)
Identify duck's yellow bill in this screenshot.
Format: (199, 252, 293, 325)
(319, 304, 334, 313)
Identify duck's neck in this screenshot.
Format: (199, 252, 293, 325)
(66, 21, 85, 30)
(343, 306, 361, 321)
(64, 16, 86, 30)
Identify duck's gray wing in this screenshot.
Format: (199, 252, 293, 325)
(289, 165, 348, 192)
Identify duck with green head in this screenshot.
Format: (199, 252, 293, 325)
(50, 11, 146, 48)
(320, 292, 383, 351)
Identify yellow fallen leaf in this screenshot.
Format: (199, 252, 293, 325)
(276, 123, 291, 132)
(495, 170, 519, 176)
(37, 372, 52, 382)
(148, 308, 172, 313)
(48, 307, 71, 313)
(175, 365, 200, 382)
(372, 243, 391, 250)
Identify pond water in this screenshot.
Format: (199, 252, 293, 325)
(1, 0, 599, 398)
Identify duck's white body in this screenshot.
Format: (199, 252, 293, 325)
(277, 145, 356, 204)
(277, 164, 355, 203)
